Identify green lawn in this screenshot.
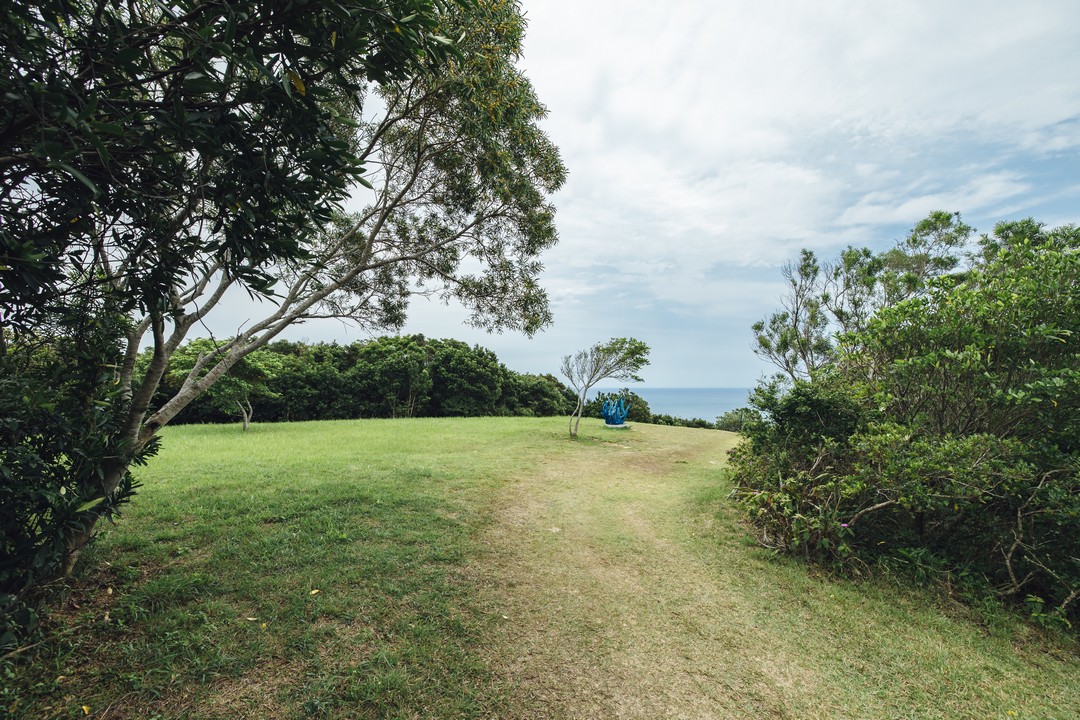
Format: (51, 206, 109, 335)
(4, 418, 1078, 719)
(7, 418, 557, 719)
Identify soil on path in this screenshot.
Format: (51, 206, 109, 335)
(472, 424, 804, 720)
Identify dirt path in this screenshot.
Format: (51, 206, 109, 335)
(473, 424, 800, 719)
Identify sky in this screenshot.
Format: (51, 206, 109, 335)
(214, 0, 1080, 388)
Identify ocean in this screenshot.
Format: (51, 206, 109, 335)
(592, 387, 752, 422)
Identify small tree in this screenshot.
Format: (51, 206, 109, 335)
(560, 338, 650, 437)
(753, 211, 973, 381)
(164, 340, 285, 431)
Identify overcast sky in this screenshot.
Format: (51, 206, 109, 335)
(222, 0, 1080, 388)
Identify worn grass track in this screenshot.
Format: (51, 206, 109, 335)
(471, 423, 1080, 720)
(5, 418, 1078, 719)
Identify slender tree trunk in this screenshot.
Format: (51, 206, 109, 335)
(238, 399, 253, 431)
(61, 459, 128, 575)
(570, 394, 584, 438)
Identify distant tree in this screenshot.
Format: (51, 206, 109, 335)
(164, 340, 285, 430)
(346, 336, 431, 418)
(425, 339, 507, 417)
(561, 338, 650, 437)
(752, 250, 832, 381)
(499, 373, 573, 416)
(715, 407, 761, 433)
(261, 345, 349, 422)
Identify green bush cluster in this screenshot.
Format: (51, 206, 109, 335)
(731, 219, 1080, 626)
(154, 335, 576, 424)
(714, 407, 762, 433)
(1, 309, 151, 648)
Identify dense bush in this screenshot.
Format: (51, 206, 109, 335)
(731, 217, 1080, 626)
(1, 309, 150, 649)
(651, 414, 715, 429)
(714, 407, 761, 433)
(503, 373, 578, 417)
(153, 335, 576, 424)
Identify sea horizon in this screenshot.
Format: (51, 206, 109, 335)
(592, 386, 752, 421)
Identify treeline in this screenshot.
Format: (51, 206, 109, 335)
(731, 213, 1080, 626)
(154, 342, 732, 429)
(152, 336, 577, 426)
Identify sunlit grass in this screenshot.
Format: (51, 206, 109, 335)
(4, 418, 1078, 719)
(5, 418, 573, 719)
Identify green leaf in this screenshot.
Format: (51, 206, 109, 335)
(50, 162, 100, 197)
(75, 497, 106, 513)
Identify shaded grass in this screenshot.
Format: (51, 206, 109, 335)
(3, 418, 574, 719)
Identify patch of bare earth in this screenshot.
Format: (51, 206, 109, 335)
(473, 425, 829, 719)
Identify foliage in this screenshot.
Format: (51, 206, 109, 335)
(715, 407, 762, 433)
(753, 211, 972, 381)
(649, 414, 716, 429)
(732, 215, 1080, 625)
(561, 338, 651, 437)
(345, 335, 432, 418)
(1, 0, 565, 611)
(151, 335, 573, 425)
(162, 340, 286, 429)
(752, 250, 832, 380)
(501, 373, 577, 417)
(1, 0, 456, 330)
(424, 339, 506, 417)
(0, 304, 150, 650)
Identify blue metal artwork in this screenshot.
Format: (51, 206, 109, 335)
(601, 396, 631, 426)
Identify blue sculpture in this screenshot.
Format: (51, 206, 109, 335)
(601, 396, 631, 426)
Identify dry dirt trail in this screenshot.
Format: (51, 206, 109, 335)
(471, 424, 805, 720)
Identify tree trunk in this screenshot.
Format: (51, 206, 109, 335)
(60, 460, 128, 576)
(238, 399, 253, 431)
(569, 395, 584, 437)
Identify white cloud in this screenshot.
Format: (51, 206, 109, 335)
(502, 0, 1080, 385)
(211, 1, 1080, 389)
(839, 171, 1033, 226)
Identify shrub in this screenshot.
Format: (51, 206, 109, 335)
(1, 316, 149, 649)
(732, 221, 1080, 625)
(715, 407, 761, 432)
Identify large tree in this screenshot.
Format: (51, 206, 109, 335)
(1, 0, 565, 585)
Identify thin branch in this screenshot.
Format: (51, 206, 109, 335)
(846, 499, 898, 527)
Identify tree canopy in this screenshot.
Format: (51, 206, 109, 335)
(1, 0, 566, 637)
(733, 214, 1080, 625)
(2, 0, 459, 330)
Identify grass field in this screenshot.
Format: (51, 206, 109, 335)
(4, 417, 1079, 719)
